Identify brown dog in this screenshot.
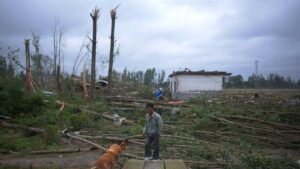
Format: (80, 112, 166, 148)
(92, 140, 127, 169)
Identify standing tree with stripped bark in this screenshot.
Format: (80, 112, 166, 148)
(52, 20, 64, 92)
(108, 5, 119, 95)
(90, 7, 100, 100)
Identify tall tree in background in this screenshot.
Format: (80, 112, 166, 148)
(90, 7, 100, 100)
(0, 56, 7, 77)
(31, 32, 42, 85)
(108, 6, 118, 94)
(224, 73, 300, 89)
(53, 21, 58, 77)
(157, 70, 166, 85)
(53, 20, 64, 91)
(144, 68, 156, 86)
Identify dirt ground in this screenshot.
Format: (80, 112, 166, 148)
(0, 151, 101, 169)
(0, 137, 107, 169)
(0, 137, 129, 169)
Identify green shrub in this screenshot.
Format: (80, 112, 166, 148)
(14, 135, 44, 151)
(0, 136, 16, 153)
(43, 125, 59, 145)
(70, 113, 89, 130)
(0, 130, 44, 152)
(21, 92, 45, 116)
(0, 77, 45, 117)
(94, 101, 109, 112)
(18, 110, 57, 128)
(136, 86, 153, 99)
(0, 77, 23, 116)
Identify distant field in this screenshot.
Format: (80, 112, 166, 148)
(223, 88, 300, 95)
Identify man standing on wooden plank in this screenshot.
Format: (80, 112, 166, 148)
(143, 103, 163, 160)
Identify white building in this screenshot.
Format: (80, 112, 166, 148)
(169, 69, 231, 99)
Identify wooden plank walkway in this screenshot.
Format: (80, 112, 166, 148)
(122, 159, 187, 169)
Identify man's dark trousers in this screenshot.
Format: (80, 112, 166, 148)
(145, 133, 160, 159)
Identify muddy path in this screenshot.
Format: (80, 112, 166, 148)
(0, 137, 105, 169)
(0, 150, 102, 169)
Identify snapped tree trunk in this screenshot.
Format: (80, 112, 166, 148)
(108, 7, 117, 94)
(90, 7, 99, 100)
(25, 39, 33, 92)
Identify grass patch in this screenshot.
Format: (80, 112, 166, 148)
(0, 129, 44, 152)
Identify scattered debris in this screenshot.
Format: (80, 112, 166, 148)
(170, 108, 181, 115)
(112, 114, 127, 126)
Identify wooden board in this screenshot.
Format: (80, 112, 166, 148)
(122, 159, 145, 169)
(144, 160, 164, 169)
(122, 159, 187, 169)
(165, 159, 187, 169)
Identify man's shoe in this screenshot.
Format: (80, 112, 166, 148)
(144, 157, 152, 160)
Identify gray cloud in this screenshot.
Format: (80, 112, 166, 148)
(0, 0, 299, 79)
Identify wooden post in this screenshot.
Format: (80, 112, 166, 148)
(90, 7, 100, 100)
(108, 6, 118, 94)
(25, 39, 33, 92)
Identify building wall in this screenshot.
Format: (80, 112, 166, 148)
(169, 75, 224, 94)
(172, 91, 221, 100)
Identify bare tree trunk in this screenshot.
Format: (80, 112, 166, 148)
(56, 64, 61, 91)
(53, 20, 58, 79)
(90, 7, 99, 100)
(25, 39, 33, 92)
(82, 64, 88, 99)
(31, 32, 42, 86)
(108, 7, 118, 95)
(53, 20, 64, 92)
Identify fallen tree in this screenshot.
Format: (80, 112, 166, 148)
(55, 101, 135, 125)
(0, 121, 43, 134)
(29, 147, 96, 154)
(105, 96, 188, 107)
(221, 115, 300, 130)
(61, 129, 142, 159)
(74, 133, 145, 146)
(209, 115, 300, 134)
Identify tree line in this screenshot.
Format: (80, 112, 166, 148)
(0, 37, 54, 89)
(224, 73, 300, 89)
(112, 67, 166, 87)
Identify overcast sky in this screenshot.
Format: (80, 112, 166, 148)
(0, 0, 299, 79)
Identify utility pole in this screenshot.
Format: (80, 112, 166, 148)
(108, 6, 118, 95)
(90, 7, 100, 100)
